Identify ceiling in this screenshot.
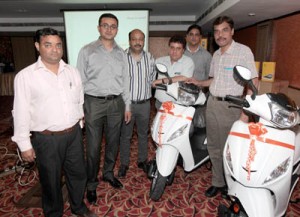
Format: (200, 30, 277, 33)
(0, 0, 300, 33)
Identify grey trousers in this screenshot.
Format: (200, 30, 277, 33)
(84, 95, 125, 191)
(206, 97, 241, 187)
(120, 100, 151, 166)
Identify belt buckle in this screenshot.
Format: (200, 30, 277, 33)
(105, 95, 113, 100)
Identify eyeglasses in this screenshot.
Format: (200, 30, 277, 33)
(100, 23, 118, 30)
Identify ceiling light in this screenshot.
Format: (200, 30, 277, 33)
(248, 12, 255, 16)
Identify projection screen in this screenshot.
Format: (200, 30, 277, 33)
(64, 10, 149, 67)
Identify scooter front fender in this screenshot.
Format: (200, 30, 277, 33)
(229, 182, 274, 217)
(156, 145, 179, 177)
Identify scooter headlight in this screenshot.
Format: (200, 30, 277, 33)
(167, 124, 188, 142)
(269, 102, 299, 128)
(263, 157, 291, 185)
(225, 145, 233, 174)
(177, 89, 197, 106)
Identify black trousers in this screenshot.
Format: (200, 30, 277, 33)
(32, 124, 87, 217)
(84, 94, 125, 191)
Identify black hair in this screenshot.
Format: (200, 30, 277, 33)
(213, 16, 234, 29)
(98, 13, 119, 26)
(35, 27, 61, 43)
(168, 35, 186, 48)
(186, 24, 202, 35)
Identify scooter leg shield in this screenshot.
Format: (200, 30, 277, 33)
(156, 145, 179, 177)
(229, 183, 274, 217)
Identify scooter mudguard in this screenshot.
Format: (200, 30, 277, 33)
(156, 145, 179, 177)
(229, 182, 274, 217)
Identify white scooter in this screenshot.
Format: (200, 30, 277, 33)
(148, 63, 209, 201)
(218, 65, 300, 217)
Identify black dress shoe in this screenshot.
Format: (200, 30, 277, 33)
(138, 161, 148, 173)
(103, 176, 123, 188)
(76, 209, 98, 217)
(205, 186, 221, 198)
(86, 190, 97, 204)
(118, 164, 128, 178)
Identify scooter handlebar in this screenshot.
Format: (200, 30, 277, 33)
(154, 84, 167, 90)
(225, 95, 250, 108)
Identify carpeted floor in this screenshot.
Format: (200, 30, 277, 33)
(1, 96, 300, 217)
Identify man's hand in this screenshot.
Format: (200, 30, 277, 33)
(239, 111, 249, 123)
(185, 77, 200, 86)
(152, 80, 161, 88)
(124, 111, 132, 124)
(21, 148, 36, 162)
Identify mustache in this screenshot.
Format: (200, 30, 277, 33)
(134, 44, 142, 47)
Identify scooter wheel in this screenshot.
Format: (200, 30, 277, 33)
(150, 170, 167, 201)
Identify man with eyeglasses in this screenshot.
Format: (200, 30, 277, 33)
(77, 13, 131, 204)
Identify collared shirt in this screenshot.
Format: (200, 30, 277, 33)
(155, 54, 194, 102)
(76, 37, 130, 111)
(209, 40, 258, 97)
(12, 56, 84, 152)
(185, 45, 212, 81)
(125, 48, 156, 101)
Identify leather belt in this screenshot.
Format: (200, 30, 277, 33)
(210, 94, 241, 101)
(131, 99, 150, 104)
(85, 94, 119, 100)
(210, 95, 227, 101)
(36, 122, 78, 136)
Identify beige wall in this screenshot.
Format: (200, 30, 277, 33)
(149, 37, 170, 59)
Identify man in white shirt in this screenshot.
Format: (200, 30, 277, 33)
(152, 35, 194, 109)
(12, 28, 96, 217)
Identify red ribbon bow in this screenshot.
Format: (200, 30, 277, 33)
(158, 101, 174, 147)
(246, 122, 268, 180)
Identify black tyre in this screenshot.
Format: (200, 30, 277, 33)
(150, 170, 167, 201)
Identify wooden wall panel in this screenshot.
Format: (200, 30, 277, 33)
(272, 13, 300, 89)
(11, 37, 36, 72)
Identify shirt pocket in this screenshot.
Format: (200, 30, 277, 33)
(68, 85, 81, 104)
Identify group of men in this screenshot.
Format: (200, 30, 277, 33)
(12, 12, 257, 217)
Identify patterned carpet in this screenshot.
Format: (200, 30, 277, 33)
(1, 96, 300, 216)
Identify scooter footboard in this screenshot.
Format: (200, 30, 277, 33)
(156, 145, 179, 177)
(229, 183, 274, 217)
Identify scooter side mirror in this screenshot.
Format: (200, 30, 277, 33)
(156, 63, 168, 74)
(233, 65, 258, 99)
(234, 65, 252, 81)
(156, 63, 172, 80)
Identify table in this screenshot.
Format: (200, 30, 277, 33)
(0, 72, 16, 96)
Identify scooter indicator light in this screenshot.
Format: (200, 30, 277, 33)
(233, 203, 240, 213)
